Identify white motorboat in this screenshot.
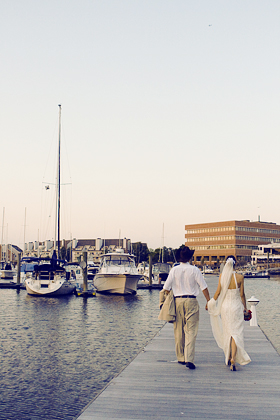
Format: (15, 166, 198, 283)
(94, 249, 142, 294)
(65, 262, 97, 296)
(87, 262, 99, 281)
(0, 261, 16, 279)
(0, 261, 18, 287)
(64, 262, 84, 283)
(0, 261, 17, 287)
(203, 266, 214, 274)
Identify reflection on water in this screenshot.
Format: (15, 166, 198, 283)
(0, 289, 163, 420)
(0, 277, 279, 420)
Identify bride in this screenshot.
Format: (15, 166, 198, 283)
(208, 255, 251, 371)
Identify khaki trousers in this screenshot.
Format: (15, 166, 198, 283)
(173, 297, 199, 363)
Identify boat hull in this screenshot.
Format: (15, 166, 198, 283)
(0, 270, 16, 279)
(94, 273, 141, 294)
(0, 280, 19, 288)
(26, 279, 76, 296)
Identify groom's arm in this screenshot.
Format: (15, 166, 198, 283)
(202, 287, 210, 310)
(203, 287, 210, 301)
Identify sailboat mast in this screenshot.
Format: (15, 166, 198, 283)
(23, 208, 26, 257)
(57, 104, 61, 259)
(1, 207, 4, 261)
(161, 223, 164, 263)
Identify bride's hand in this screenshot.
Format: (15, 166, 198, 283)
(205, 302, 208, 311)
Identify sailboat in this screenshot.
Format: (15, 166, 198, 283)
(0, 209, 17, 284)
(25, 105, 76, 297)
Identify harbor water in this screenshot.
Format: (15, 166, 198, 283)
(0, 276, 279, 420)
(244, 275, 280, 353)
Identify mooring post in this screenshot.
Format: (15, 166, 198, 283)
(16, 252, 21, 286)
(82, 251, 88, 293)
(247, 296, 260, 327)
(149, 255, 152, 286)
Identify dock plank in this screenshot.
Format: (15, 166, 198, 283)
(76, 277, 280, 420)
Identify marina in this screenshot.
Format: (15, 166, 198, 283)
(0, 286, 163, 420)
(77, 276, 280, 419)
(0, 275, 279, 419)
(1, 2, 279, 418)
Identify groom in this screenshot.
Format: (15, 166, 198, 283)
(163, 247, 210, 369)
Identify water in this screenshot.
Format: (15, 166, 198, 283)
(244, 275, 280, 353)
(0, 289, 163, 420)
(0, 278, 279, 420)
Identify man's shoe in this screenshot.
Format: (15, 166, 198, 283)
(178, 361, 186, 365)
(186, 362, 196, 369)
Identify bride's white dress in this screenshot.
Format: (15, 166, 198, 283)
(208, 273, 251, 366)
(221, 285, 251, 365)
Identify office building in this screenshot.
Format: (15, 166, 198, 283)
(185, 220, 280, 265)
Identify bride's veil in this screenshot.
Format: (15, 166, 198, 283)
(208, 258, 234, 349)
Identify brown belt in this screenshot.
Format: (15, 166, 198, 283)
(175, 295, 196, 299)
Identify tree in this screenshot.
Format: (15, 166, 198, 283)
(149, 248, 161, 264)
(60, 246, 67, 261)
(149, 245, 184, 265)
(132, 242, 149, 264)
(66, 247, 71, 262)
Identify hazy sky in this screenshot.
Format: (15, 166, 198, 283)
(1, 0, 280, 250)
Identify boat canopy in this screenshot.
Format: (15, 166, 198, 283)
(101, 254, 136, 266)
(34, 262, 65, 273)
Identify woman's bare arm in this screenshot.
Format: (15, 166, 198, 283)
(213, 275, 222, 300)
(239, 276, 247, 311)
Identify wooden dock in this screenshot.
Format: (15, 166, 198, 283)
(76, 276, 280, 420)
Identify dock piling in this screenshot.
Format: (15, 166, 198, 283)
(148, 255, 152, 286)
(82, 251, 88, 293)
(16, 252, 21, 287)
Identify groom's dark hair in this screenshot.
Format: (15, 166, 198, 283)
(179, 247, 195, 262)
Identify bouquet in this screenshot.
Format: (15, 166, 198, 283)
(244, 309, 252, 321)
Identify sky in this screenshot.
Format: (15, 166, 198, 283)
(1, 0, 280, 250)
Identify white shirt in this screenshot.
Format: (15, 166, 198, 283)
(163, 262, 208, 297)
